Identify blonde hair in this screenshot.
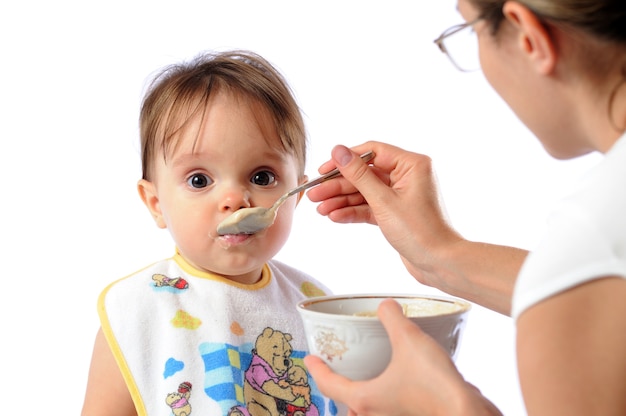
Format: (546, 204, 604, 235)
(139, 50, 306, 180)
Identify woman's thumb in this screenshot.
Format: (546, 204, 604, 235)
(331, 145, 357, 168)
(331, 145, 385, 203)
(377, 298, 422, 348)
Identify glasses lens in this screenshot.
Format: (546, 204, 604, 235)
(443, 25, 480, 72)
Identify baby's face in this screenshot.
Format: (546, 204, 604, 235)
(141, 90, 303, 284)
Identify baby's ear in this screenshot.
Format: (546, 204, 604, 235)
(137, 179, 167, 229)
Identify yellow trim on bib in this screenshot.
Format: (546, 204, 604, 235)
(173, 250, 272, 290)
(97, 284, 147, 415)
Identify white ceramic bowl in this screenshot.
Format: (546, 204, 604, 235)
(297, 294, 471, 381)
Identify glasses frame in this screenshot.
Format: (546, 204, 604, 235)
(433, 17, 482, 72)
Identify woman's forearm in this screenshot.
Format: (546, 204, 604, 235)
(403, 240, 528, 316)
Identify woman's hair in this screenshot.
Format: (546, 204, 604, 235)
(139, 50, 306, 180)
(470, 0, 626, 43)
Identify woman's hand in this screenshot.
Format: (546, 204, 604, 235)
(304, 299, 503, 416)
(307, 141, 461, 265)
(307, 142, 524, 315)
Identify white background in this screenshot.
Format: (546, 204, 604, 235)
(1, 1, 601, 414)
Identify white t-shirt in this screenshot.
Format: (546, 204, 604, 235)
(512, 133, 626, 320)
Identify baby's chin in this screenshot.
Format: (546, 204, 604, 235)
(207, 262, 266, 285)
(182, 253, 266, 284)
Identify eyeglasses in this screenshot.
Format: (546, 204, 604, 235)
(434, 18, 482, 72)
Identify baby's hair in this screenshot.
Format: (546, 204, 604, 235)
(139, 50, 307, 180)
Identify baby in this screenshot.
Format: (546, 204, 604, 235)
(82, 50, 336, 416)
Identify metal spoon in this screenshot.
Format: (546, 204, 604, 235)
(216, 151, 375, 235)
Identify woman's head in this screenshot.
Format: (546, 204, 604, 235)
(139, 50, 307, 181)
(461, 0, 626, 156)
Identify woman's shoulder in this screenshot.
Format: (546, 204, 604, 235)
(561, 134, 626, 220)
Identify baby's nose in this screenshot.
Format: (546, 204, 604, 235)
(220, 188, 251, 212)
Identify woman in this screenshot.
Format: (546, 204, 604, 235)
(305, 0, 626, 414)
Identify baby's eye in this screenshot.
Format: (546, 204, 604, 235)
(251, 170, 276, 187)
(187, 173, 212, 189)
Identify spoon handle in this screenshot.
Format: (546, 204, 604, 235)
(285, 150, 375, 197)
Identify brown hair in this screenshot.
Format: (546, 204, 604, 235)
(139, 50, 306, 180)
(470, 0, 626, 42)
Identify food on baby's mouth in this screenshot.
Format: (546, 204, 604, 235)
(353, 301, 463, 317)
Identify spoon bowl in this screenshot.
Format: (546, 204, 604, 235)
(216, 151, 374, 235)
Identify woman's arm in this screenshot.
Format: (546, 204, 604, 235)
(401, 239, 527, 315)
(516, 276, 626, 415)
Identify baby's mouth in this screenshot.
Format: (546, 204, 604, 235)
(214, 232, 254, 250)
(220, 234, 251, 244)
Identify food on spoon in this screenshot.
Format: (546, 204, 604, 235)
(217, 207, 276, 235)
(217, 150, 376, 236)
